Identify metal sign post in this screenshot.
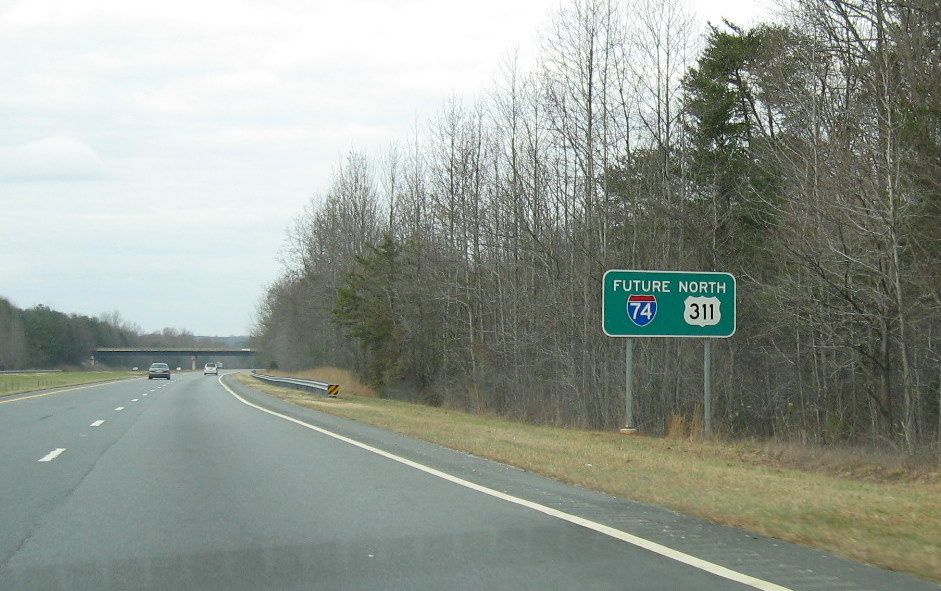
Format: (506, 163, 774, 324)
(603, 270, 736, 435)
(622, 338, 636, 434)
(704, 340, 712, 436)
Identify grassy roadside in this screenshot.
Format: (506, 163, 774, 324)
(0, 371, 141, 397)
(237, 370, 941, 584)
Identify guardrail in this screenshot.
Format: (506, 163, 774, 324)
(250, 371, 339, 398)
(0, 369, 64, 374)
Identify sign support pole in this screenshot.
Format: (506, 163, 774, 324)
(621, 338, 637, 434)
(704, 340, 712, 436)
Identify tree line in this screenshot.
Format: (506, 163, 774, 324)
(0, 297, 231, 370)
(253, 0, 941, 451)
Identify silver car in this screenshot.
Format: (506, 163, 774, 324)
(148, 362, 171, 379)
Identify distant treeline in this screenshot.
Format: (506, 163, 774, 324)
(0, 297, 238, 370)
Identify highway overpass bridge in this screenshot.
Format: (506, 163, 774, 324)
(94, 348, 257, 371)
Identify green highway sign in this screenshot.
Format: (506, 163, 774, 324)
(603, 270, 736, 338)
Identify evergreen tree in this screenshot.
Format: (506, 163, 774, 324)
(333, 234, 404, 390)
(683, 22, 783, 270)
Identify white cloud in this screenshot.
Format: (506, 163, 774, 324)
(0, 0, 288, 31)
(0, 136, 109, 182)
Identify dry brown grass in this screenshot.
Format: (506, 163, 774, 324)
(234, 369, 941, 583)
(666, 408, 706, 441)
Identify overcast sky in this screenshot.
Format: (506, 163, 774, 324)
(0, 0, 765, 337)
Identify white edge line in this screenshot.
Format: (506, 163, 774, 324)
(220, 378, 794, 591)
(39, 448, 67, 462)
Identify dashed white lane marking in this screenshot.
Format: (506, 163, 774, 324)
(115, 407, 125, 411)
(142, 393, 148, 397)
(131, 398, 139, 402)
(38, 448, 67, 462)
(221, 378, 795, 591)
(90, 420, 105, 427)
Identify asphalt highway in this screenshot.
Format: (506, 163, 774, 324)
(0, 372, 936, 591)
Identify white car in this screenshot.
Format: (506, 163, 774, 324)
(204, 363, 218, 375)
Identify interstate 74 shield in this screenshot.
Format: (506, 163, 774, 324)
(627, 294, 657, 327)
